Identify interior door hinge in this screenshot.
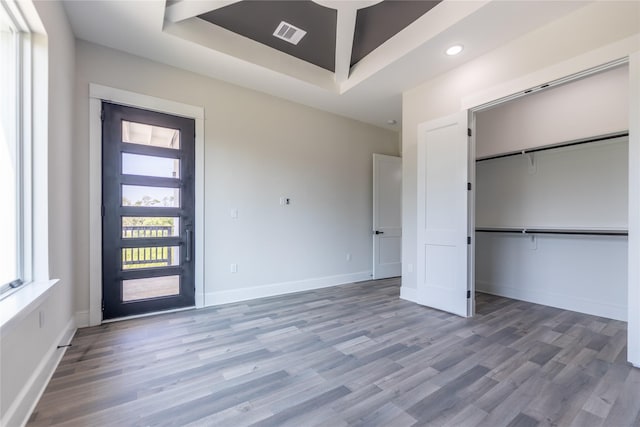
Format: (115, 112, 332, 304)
(467, 236, 471, 245)
(101, 205, 105, 217)
(467, 128, 472, 137)
(100, 109, 105, 122)
(467, 290, 471, 299)
(467, 182, 472, 191)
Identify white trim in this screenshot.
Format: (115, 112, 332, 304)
(205, 271, 371, 306)
(469, 58, 629, 114)
(462, 35, 639, 111)
(0, 317, 75, 427)
(399, 286, 417, 303)
(31, 32, 49, 283)
(88, 97, 102, 327)
(88, 84, 205, 326)
(89, 84, 204, 119)
(627, 51, 640, 367)
(476, 280, 627, 322)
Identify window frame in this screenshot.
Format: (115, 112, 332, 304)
(0, 0, 32, 300)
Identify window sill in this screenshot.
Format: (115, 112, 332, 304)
(0, 279, 60, 337)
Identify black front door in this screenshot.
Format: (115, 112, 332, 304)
(102, 102, 195, 319)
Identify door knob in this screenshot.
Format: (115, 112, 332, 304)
(375, 230, 384, 235)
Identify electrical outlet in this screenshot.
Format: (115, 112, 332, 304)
(230, 208, 238, 219)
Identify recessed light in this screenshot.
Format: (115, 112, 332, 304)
(387, 119, 397, 125)
(445, 44, 464, 56)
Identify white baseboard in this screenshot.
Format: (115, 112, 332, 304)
(205, 271, 372, 306)
(75, 310, 89, 328)
(476, 280, 627, 321)
(1, 317, 76, 427)
(400, 286, 418, 303)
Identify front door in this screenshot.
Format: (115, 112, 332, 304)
(102, 102, 195, 320)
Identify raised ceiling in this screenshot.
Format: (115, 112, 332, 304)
(198, 0, 442, 73)
(62, 0, 592, 129)
(350, 1, 440, 67)
(199, 1, 338, 72)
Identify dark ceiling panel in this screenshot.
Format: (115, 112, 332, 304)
(351, 0, 442, 67)
(199, 1, 337, 72)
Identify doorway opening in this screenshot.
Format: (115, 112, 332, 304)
(472, 64, 629, 322)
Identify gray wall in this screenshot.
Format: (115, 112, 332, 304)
(73, 40, 399, 319)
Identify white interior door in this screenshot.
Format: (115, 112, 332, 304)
(417, 111, 472, 317)
(373, 154, 402, 279)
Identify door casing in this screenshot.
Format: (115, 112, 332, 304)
(88, 84, 205, 326)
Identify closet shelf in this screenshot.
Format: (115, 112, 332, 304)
(475, 227, 628, 236)
(476, 131, 628, 162)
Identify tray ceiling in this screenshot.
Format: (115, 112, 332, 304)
(198, 0, 441, 73)
(62, 0, 593, 129)
(351, 1, 440, 67)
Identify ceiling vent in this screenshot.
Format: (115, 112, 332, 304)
(273, 21, 307, 45)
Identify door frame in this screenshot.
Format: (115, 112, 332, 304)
(463, 56, 639, 366)
(88, 84, 205, 327)
(413, 59, 632, 321)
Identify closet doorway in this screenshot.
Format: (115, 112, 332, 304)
(472, 64, 629, 321)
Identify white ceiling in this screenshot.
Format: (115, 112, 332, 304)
(62, 0, 591, 130)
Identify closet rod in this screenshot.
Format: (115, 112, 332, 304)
(476, 227, 628, 237)
(476, 131, 629, 162)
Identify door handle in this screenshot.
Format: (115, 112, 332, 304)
(185, 228, 192, 262)
(375, 230, 384, 235)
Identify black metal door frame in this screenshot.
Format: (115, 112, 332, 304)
(102, 102, 195, 319)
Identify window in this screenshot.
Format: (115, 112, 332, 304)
(0, 2, 28, 298)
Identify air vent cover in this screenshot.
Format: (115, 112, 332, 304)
(273, 21, 307, 45)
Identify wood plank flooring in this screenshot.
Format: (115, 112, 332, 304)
(28, 278, 639, 426)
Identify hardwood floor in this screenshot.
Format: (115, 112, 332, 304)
(28, 278, 639, 426)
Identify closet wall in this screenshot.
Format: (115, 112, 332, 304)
(475, 65, 629, 321)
